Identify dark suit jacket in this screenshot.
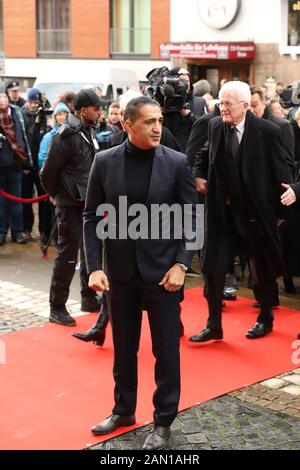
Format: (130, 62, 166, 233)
(186, 106, 220, 171)
(203, 111, 292, 277)
(83, 141, 198, 283)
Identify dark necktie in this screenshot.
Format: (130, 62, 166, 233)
(230, 126, 240, 158)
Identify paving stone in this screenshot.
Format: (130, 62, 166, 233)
(281, 385, 300, 396)
(186, 433, 208, 444)
(282, 375, 300, 386)
(261, 378, 287, 389)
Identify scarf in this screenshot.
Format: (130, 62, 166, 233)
(0, 109, 28, 163)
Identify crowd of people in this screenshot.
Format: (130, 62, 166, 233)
(1, 71, 300, 449)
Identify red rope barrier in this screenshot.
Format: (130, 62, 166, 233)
(0, 189, 49, 204)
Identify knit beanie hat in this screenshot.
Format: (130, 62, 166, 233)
(53, 102, 69, 116)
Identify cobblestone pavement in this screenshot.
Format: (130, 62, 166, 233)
(1, 278, 300, 450)
(91, 396, 300, 450)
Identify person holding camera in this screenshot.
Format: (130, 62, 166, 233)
(147, 67, 198, 152)
(21, 88, 52, 242)
(0, 81, 32, 246)
(40, 89, 103, 326)
(170, 67, 207, 118)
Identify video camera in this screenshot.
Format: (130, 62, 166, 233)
(279, 80, 300, 108)
(36, 92, 52, 117)
(146, 66, 188, 112)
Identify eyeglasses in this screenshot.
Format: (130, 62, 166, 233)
(218, 100, 246, 108)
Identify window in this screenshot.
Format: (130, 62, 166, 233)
(36, 0, 71, 56)
(288, 0, 300, 46)
(110, 0, 151, 55)
(0, 1, 3, 52)
(281, 0, 300, 54)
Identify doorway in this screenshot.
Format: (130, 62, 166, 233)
(189, 61, 254, 96)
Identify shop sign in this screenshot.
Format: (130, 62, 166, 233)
(160, 42, 255, 60)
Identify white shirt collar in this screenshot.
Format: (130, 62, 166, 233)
(235, 117, 246, 135)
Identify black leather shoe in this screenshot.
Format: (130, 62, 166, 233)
(50, 305, 76, 326)
(91, 414, 136, 435)
(189, 327, 223, 343)
(0, 233, 6, 246)
(246, 322, 273, 339)
(11, 232, 27, 244)
(81, 295, 102, 312)
(143, 426, 170, 450)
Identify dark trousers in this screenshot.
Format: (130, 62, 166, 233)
(0, 167, 23, 234)
(107, 272, 181, 427)
(22, 169, 52, 236)
(49, 206, 95, 307)
(205, 218, 277, 331)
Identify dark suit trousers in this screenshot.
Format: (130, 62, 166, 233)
(205, 217, 277, 330)
(107, 272, 181, 427)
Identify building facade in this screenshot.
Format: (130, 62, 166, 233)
(167, 0, 300, 93)
(0, 0, 299, 92)
(0, 0, 171, 87)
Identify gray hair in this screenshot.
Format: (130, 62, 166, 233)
(193, 79, 211, 97)
(219, 81, 251, 105)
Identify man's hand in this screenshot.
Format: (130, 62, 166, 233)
(89, 270, 110, 292)
(194, 177, 207, 194)
(159, 264, 185, 292)
(281, 183, 296, 206)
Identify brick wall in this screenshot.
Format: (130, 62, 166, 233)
(151, 0, 170, 59)
(71, 0, 110, 58)
(254, 44, 300, 85)
(3, 0, 36, 58)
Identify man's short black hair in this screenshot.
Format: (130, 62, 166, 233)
(124, 96, 160, 123)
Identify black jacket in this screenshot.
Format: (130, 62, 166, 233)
(83, 141, 198, 283)
(203, 111, 292, 277)
(40, 113, 98, 207)
(163, 111, 197, 152)
(186, 106, 220, 172)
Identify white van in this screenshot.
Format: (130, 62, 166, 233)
(34, 67, 140, 104)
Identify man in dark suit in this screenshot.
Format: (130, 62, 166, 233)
(250, 86, 295, 175)
(83, 96, 198, 450)
(189, 81, 291, 343)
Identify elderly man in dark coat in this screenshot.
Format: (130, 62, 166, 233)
(190, 81, 291, 342)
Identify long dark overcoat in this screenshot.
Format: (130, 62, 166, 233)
(203, 110, 292, 277)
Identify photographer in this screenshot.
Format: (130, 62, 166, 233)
(146, 67, 198, 152)
(170, 67, 207, 118)
(21, 88, 52, 242)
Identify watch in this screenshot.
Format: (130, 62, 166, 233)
(177, 263, 188, 272)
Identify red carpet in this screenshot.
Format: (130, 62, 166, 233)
(0, 287, 299, 450)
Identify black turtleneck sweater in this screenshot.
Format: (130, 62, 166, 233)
(125, 140, 155, 205)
